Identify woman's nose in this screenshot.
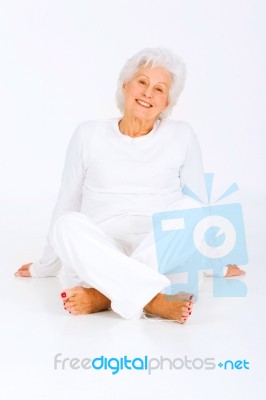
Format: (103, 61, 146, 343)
(143, 86, 153, 98)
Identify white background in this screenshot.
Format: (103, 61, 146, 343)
(1, 1, 266, 399)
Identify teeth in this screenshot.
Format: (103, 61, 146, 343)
(137, 99, 152, 108)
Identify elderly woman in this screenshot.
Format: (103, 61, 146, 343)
(15, 48, 244, 323)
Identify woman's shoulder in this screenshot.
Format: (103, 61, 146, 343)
(158, 119, 196, 141)
(72, 118, 118, 144)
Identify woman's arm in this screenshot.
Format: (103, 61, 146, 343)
(15, 124, 86, 278)
(179, 127, 207, 204)
(179, 128, 245, 278)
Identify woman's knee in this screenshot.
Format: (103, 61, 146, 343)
(51, 212, 84, 245)
(53, 212, 81, 231)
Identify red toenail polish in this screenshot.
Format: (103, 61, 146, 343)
(61, 292, 66, 298)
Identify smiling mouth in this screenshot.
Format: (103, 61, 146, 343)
(136, 99, 152, 108)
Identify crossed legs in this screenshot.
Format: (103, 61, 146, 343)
(51, 212, 193, 323)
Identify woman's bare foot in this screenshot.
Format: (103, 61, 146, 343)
(225, 264, 246, 278)
(144, 292, 194, 324)
(15, 263, 32, 277)
(61, 286, 111, 315)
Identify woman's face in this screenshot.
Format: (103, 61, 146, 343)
(122, 65, 171, 122)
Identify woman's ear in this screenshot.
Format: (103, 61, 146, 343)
(122, 81, 127, 91)
(165, 98, 170, 109)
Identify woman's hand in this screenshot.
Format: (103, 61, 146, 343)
(15, 263, 33, 277)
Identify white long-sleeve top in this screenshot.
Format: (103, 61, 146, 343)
(29, 118, 206, 277)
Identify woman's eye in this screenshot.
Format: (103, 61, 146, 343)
(155, 87, 163, 93)
(139, 80, 146, 85)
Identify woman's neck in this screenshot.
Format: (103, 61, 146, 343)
(118, 115, 157, 137)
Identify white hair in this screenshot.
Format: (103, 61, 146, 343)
(115, 47, 187, 119)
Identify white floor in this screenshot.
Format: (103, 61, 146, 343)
(1, 202, 265, 400)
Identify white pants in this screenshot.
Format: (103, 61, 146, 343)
(50, 212, 171, 320)
(50, 195, 209, 320)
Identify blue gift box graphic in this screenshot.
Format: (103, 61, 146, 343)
(152, 173, 248, 297)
